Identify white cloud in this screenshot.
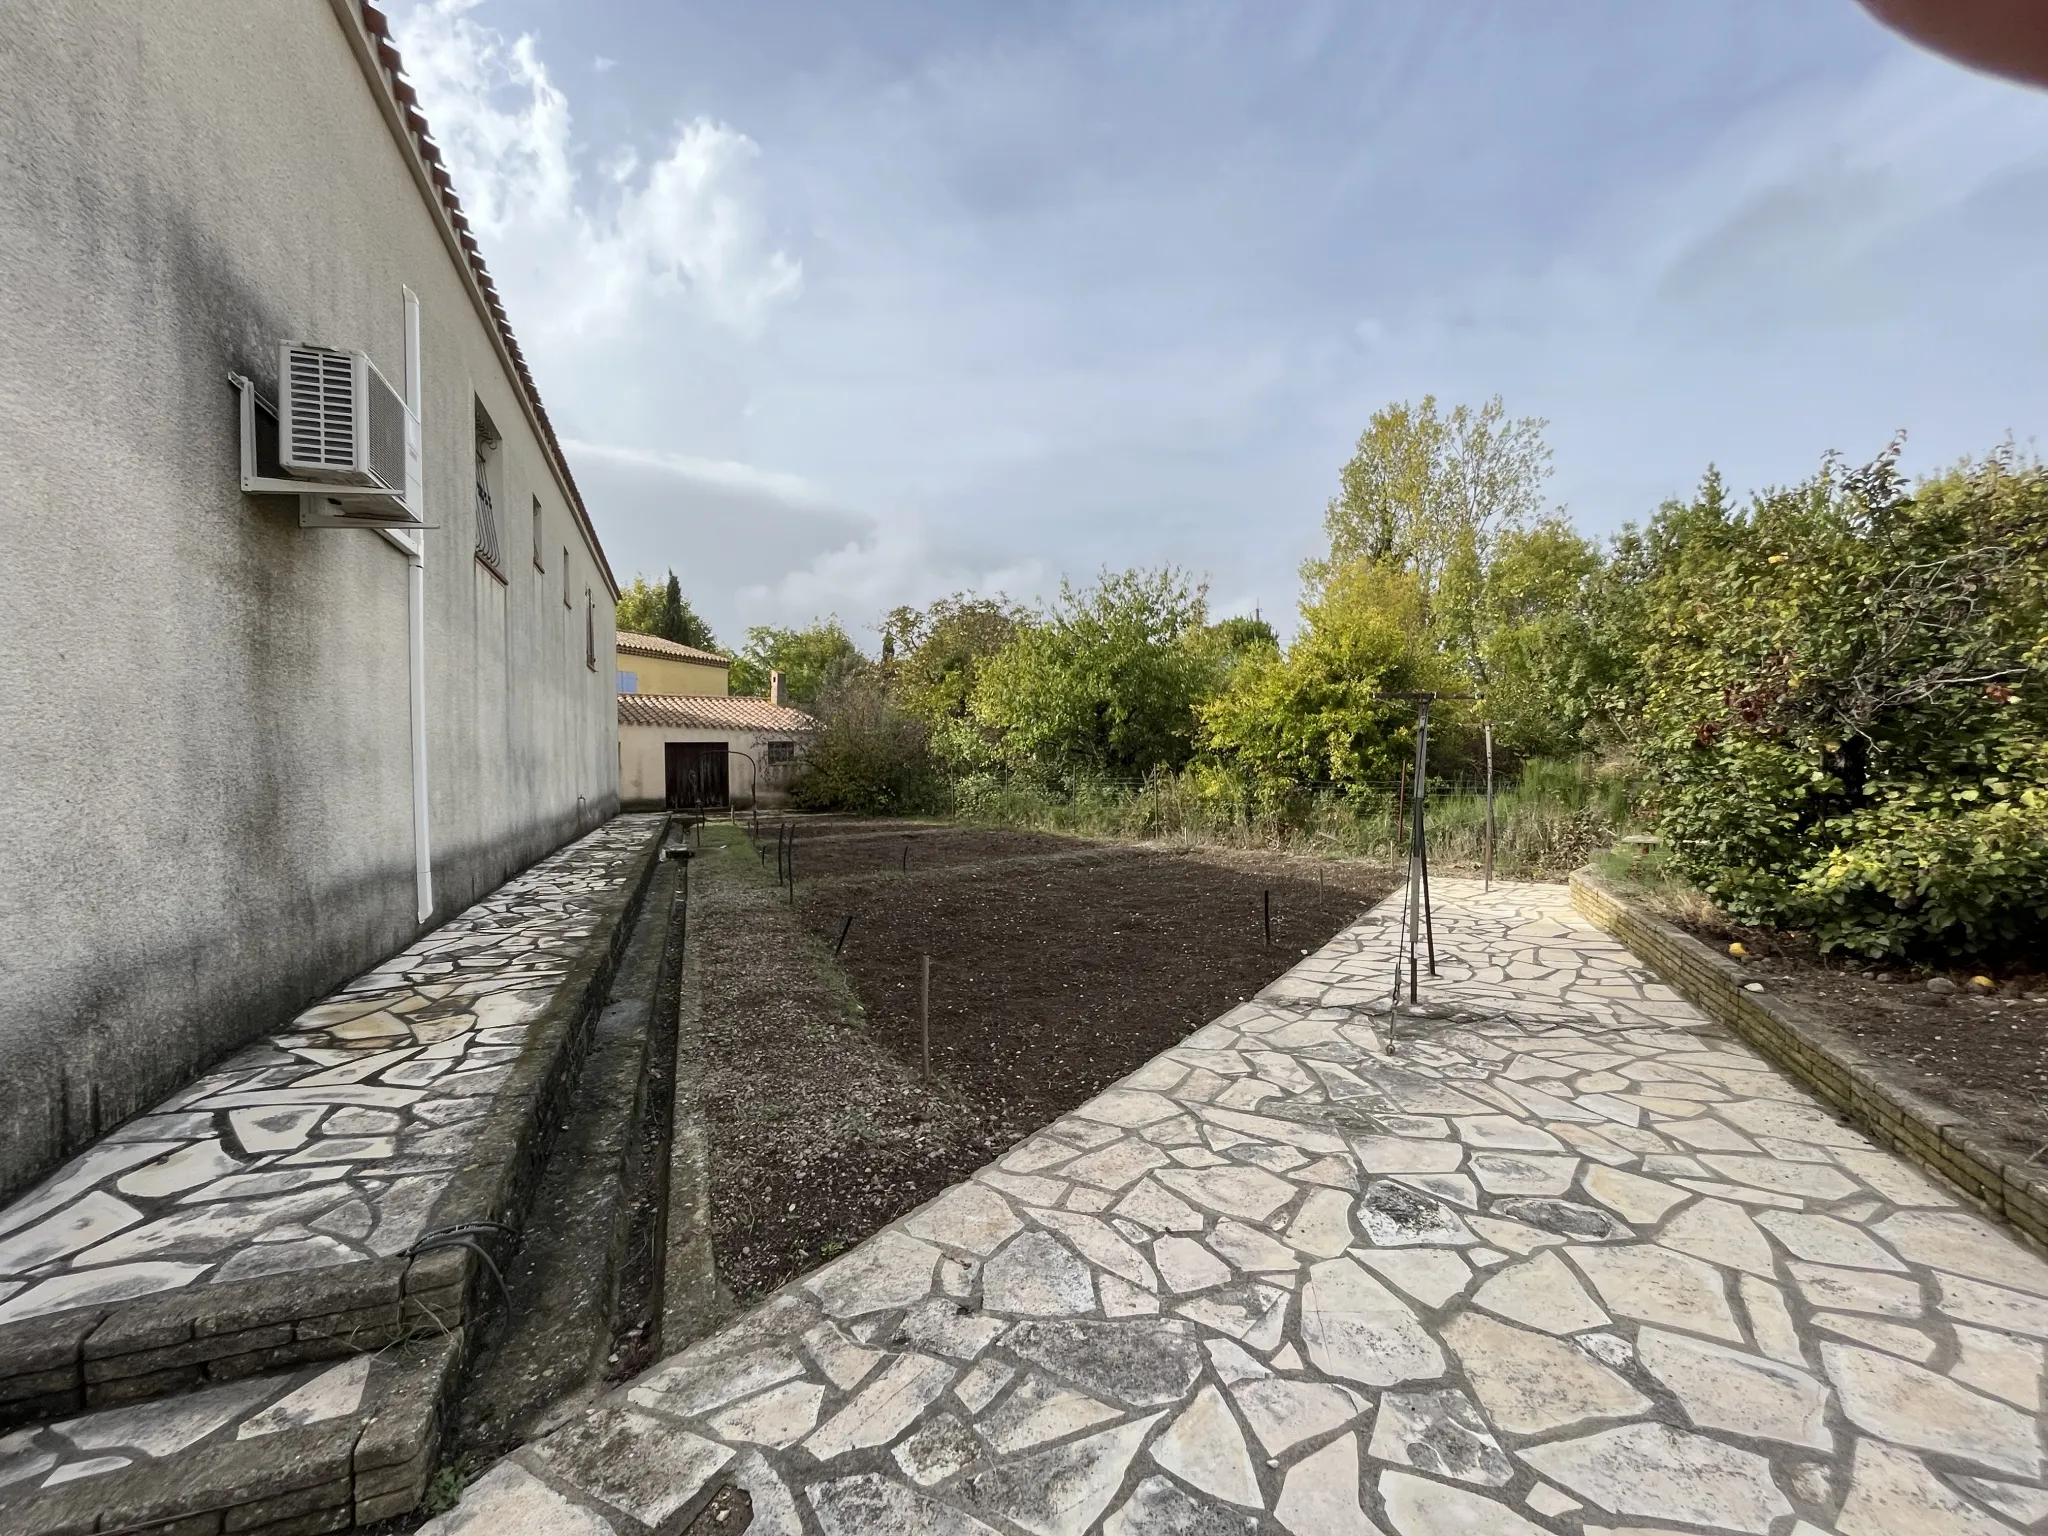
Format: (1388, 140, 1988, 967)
(392, 0, 802, 342)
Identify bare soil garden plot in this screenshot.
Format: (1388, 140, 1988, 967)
(1672, 910, 2048, 1166)
(689, 818, 1392, 1308)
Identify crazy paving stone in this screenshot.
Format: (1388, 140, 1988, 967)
(1567, 1243, 1744, 1342)
(58, 1378, 272, 1456)
(1104, 1474, 1257, 1536)
(526, 1407, 734, 1532)
(1155, 1165, 1296, 1222)
(805, 1230, 940, 1317)
(114, 1140, 244, 1198)
(1633, 1327, 1832, 1449)
(1002, 1317, 1203, 1408)
(1521, 1421, 1793, 1535)
(1358, 1182, 1474, 1246)
(1581, 1164, 1689, 1224)
(1789, 1261, 1924, 1318)
(1822, 1342, 2042, 1478)
(1355, 1246, 1473, 1309)
(1441, 1311, 1650, 1435)
(1377, 1470, 1551, 1536)
(1953, 1474, 2048, 1530)
(631, 1346, 806, 1419)
(957, 1413, 1161, 1536)
(1813, 1311, 1937, 1361)
(1951, 1323, 2044, 1410)
(236, 1357, 369, 1438)
(809, 1473, 1001, 1536)
(979, 1375, 1119, 1454)
(1228, 1376, 1365, 1457)
(1757, 1211, 1907, 1271)
(705, 1381, 826, 1448)
(0, 1190, 143, 1273)
(1737, 1276, 1809, 1367)
(903, 1185, 1024, 1257)
(892, 1412, 981, 1487)
(1470, 1250, 1608, 1333)
(1299, 1256, 1444, 1386)
(1877, 1210, 2048, 1297)
(1273, 1434, 1381, 1536)
(428, 1461, 617, 1535)
(1367, 1387, 1511, 1486)
(1148, 1383, 1262, 1508)
(983, 1230, 1095, 1317)
(1657, 1197, 1778, 1279)
(1833, 1438, 2019, 1536)
(805, 1353, 958, 1462)
(1937, 1273, 2048, 1339)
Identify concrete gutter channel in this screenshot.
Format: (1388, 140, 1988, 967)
(0, 817, 673, 1536)
(1571, 867, 2048, 1252)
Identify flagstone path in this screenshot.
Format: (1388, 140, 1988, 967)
(0, 815, 660, 1328)
(431, 878, 2047, 1536)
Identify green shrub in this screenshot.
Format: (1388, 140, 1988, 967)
(790, 679, 943, 815)
(1613, 447, 2048, 958)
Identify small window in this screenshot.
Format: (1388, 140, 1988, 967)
(562, 548, 571, 608)
(532, 497, 545, 571)
(766, 740, 796, 765)
(617, 670, 638, 693)
(585, 588, 596, 670)
(473, 400, 503, 575)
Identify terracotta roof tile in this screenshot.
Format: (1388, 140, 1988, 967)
(617, 695, 819, 732)
(615, 632, 731, 665)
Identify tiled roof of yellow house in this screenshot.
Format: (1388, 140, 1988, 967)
(615, 631, 731, 666)
(617, 695, 819, 731)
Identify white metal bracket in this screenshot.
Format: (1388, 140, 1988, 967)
(229, 373, 431, 528)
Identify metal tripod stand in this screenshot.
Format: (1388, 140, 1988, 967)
(1376, 691, 1473, 1050)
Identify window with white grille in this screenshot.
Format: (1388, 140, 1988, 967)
(474, 400, 503, 574)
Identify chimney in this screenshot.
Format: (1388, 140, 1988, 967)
(769, 669, 786, 707)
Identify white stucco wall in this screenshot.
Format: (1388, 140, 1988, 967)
(620, 726, 807, 810)
(0, 1, 620, 1193)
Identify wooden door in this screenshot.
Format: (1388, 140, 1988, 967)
(664, 741, 729, 809)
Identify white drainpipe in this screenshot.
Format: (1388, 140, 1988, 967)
(380, 288, 433, 923)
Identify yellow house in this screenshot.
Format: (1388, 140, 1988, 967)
(614, 631, 730, 695)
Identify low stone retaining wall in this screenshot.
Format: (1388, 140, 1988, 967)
(1570, 866, 2048, 1250)
(0, 816, 669, 1431)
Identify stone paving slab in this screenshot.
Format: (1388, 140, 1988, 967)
(426, 879, 2048, 1536)
(0, 1332, 461, 1532)
(0, 815, 666, 1427)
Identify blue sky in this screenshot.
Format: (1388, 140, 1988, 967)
(392, 0, 2048, 646)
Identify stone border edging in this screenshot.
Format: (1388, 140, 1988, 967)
(0, 816, 671, 1431)
(1569, 866, 2048, 1251)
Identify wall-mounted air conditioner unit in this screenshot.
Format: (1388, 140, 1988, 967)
(279, 343, 410, 492)
(230, 342, 424, 528)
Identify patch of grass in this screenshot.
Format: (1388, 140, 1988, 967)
(1592, 845, 1727, 929)
(952, 759, 1632, 880)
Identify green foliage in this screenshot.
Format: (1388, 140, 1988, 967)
(881, 594, 1026, 770)
(614, 570, 719, 651)
(1613, 445, 2048, 957)
(1199, 563, 1451, 787)
(970, 568, 1218, 777)
(952, 758, 1611, 879)
(729, 620, 868, 707)
(1308, 393, 1551, 606)
(790, 675, 943, 814)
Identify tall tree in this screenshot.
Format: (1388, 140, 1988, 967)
(728, 620, 867, 708)
(615, 569, 720, 652)
(1309, 395, 1552, 606)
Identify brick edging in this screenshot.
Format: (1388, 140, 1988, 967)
(1569, 867, 2048, 1250)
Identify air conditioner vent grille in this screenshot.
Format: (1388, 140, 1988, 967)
(366, 367, 406, 491)
(287, 346, 357, 469)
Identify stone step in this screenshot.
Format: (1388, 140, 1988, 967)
(0, 1331, 461, 1533)
(0, 817, 668, 1434)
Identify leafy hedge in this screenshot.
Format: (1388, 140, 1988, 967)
(1612, 447, 2048, 957)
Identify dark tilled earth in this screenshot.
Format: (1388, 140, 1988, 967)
(690, 817, 1393, 1305)
(1675, 912, 2048, 1164)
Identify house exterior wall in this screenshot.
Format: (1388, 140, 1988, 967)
(0, 1, 619, 1195)
(620, 726, 807, 810)
(619, 655, 730, 696)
